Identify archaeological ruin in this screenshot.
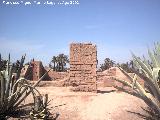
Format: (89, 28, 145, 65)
(69, 43, 97, 92)
(21, 42, 144, 92)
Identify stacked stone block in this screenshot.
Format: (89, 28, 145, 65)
(70, 43, 97, 92)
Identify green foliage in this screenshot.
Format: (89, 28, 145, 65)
(0, 54, 7, 71)
(49, 54, 69, 72)
(114, 42, 160, 119)
(118, 60, 135, 73)
(0, 53, 25, 73)
(0, 54, 51, 119)
(100, 58, 115, 71)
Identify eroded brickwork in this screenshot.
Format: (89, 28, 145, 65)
(97, 67, 116, 87)
(70, 43, 97, 92)
(31, 61, 44, 81)
(45, 67, 69, 80)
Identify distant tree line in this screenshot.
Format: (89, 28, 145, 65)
(99, 57, 135, 73)
(0, 54, 23, 73)
(117, 60, 134, 73)
(0, 53, 137, 73)
(99, 58, 115, 71)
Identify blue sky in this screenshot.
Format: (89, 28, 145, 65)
(0, 0, 160, 67)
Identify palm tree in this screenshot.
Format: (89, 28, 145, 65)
(56, 55, 61, 71)
(49, 54, 69, 72)
(62, 54, 69, 71)
(52, 56, 57, 70)
(58, 54, 69, 72)
(100, 58, 115, 71)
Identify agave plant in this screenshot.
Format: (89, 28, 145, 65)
(0, 54, 51, 119)
(30, 94, 50, 120)
(114, 42, 160, 119)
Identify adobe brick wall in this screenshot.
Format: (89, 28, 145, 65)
(97, 67, 144, 88)
(21, 64, 32, 80)
(31, 61, 44, 81)
(22, 60, 47, 81)
(97, 67, 116, 87)
(69, 43, 97, 92)
(45, 67, 69, 80)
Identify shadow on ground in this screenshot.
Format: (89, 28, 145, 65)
(97, 89, 116, 94)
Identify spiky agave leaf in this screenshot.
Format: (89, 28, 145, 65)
(114, 42, 160, 118)
(0, 54, 51, 119)
(152, 68, 160, 82)
(13, 68, 51, 109)
(148, 49, 159, 68)
(132, 53, 152, 78)
(132, 53, 160, 101)
(30, 94, 50, 120)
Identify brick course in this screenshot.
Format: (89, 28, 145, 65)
(69, 43, 97, 92)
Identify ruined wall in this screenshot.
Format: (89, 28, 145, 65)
(22, 60, 68, 81)
(97, 67, 116, 87)
(31, 61, 44, 81)
(45, 67, 69, 80)
(70, 43, 97, 92)
(21, 64, 33, 80)
(21, 61, 47, 81)
(97, 67, 144, 88)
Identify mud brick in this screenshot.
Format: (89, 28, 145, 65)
(70, 43, 97, 92)
(81, 65, 92, 70)
(70, 72, 75, 77)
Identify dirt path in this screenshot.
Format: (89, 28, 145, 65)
(29, 87, 147, 120)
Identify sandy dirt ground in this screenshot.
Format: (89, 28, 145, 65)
(24, 86, 147, 120)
